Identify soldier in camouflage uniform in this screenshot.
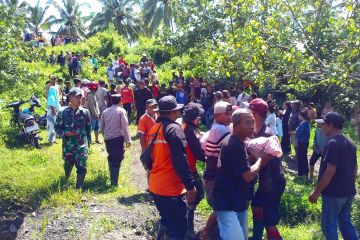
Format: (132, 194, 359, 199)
(55, 88, 91, 189)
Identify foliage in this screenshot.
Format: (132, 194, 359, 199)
(280, 175, 321, 226)
(142, 0, 182, 35)
(47, 0, 91, 38)
(0, 5, 40, 97)
(89, 0, 142, 42)
(26, 0, 56, 37)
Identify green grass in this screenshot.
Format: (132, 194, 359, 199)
(0, 125, 138, 212)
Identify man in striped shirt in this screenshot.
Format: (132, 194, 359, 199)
(200, 101, 232, 239)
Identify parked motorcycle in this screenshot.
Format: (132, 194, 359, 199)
(4, 95, 43, 148)
(21, 96, 47, 128)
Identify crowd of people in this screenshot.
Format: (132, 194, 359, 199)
(23, 33, 80, 47)
(43, 55, 358, 240)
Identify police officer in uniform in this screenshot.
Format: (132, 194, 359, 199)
(55, 88, 91, 189)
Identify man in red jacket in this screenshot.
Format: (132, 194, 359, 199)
(120, 78, 134, 124)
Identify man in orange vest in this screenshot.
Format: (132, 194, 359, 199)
(137, 99, 158, 152)
(148, 95, 197, 240)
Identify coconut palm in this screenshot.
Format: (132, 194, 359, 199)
(0, 0, 28, 14)
(142, 0, 181, 35)
(47, 0, 91, 38)
(90, 0, 142, 41)
(26, 1, 56, 37)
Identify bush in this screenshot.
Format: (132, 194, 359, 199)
(280, 175, 321, 226)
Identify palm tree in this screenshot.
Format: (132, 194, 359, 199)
(142, 0, 181, 35)
(26, 1, 57, 37)
(0, 0, 28, 14)
(47, 0, 91, 38)
(90, 0, 142, 41)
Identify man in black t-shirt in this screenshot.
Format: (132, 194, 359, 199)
(213, 109, 264, 240)
(309, 112, 358, 240)
(134, 80, 153, 124)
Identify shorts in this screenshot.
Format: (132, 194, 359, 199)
(91, 117, 99, 132)
(251, 190, 284, 226)
(204, 180, 215, 209)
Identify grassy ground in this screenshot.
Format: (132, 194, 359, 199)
(0, 125, 138, 212)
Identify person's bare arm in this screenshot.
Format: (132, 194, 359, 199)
(242, 158, 262, 182)
(309, 163, 336, 203)
(139, 133, 146, 152)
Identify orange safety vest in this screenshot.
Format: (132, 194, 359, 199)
(148, 123, 186, 196)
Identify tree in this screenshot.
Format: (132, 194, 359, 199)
(142, 0, 182, 35)
(47, 0, 91, 38)
(89, 0, 142, 41)
(0, 0, 28, 16)
(26, 1, 56, 37)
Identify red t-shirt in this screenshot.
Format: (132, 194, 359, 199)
(152, 84, 159, 98)
(120, 87, 134, 104)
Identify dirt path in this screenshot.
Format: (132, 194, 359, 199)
(15, 138, 207, 240)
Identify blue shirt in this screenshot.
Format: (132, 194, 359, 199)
(295, 121, 310, 143)
(176, 90, 186, 104)
(47, 86, 60, 110)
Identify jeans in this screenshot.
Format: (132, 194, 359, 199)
(46, 111, 56, 143)
(216, 210, 248, 240)
(91, 117, 99, 132)
(321, 195, 358, 240)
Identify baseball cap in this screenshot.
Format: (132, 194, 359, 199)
(68, 87, 83, 97)
(214, 101, 232, 114)
(158, 95, 184, 112)
(146, 98, 158, 107)
(183, 103, 204, 122)
(82, 79, 90, 85)
(249, 98, 268, 117)
(315, 112, 345, 129)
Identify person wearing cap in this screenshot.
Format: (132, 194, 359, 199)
(55, 88, 92, 189)
(249, 98, 286, 240)
(134, 79, 153, 124)
(86, 82, 101, 144)
(120, 79, 135, 124)
(140, 53, 148, 63)
(100, 94, 131, 186)
(199, 100, 232, 239)
(213, 109, 266, 240)
(147, 95, 196, 240)
(309, 121, 329, 181)
(182, 102, 207, 239)
(137, 99, 158, 152)
(309, 112, 358, 240)
(96, 80, 108, 114)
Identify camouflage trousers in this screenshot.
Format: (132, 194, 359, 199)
(63, 141, 88, 177)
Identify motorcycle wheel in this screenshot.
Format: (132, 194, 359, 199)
(29, 133, 41, 149)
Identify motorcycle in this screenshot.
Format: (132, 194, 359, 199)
(4, 95, 44, 148)
(21, 96, 47, 128)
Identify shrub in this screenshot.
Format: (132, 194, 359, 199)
(280, 175, 321, 226)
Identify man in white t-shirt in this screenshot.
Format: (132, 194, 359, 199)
(200, 101, 232, 239)
(237, 87, 250, 108)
